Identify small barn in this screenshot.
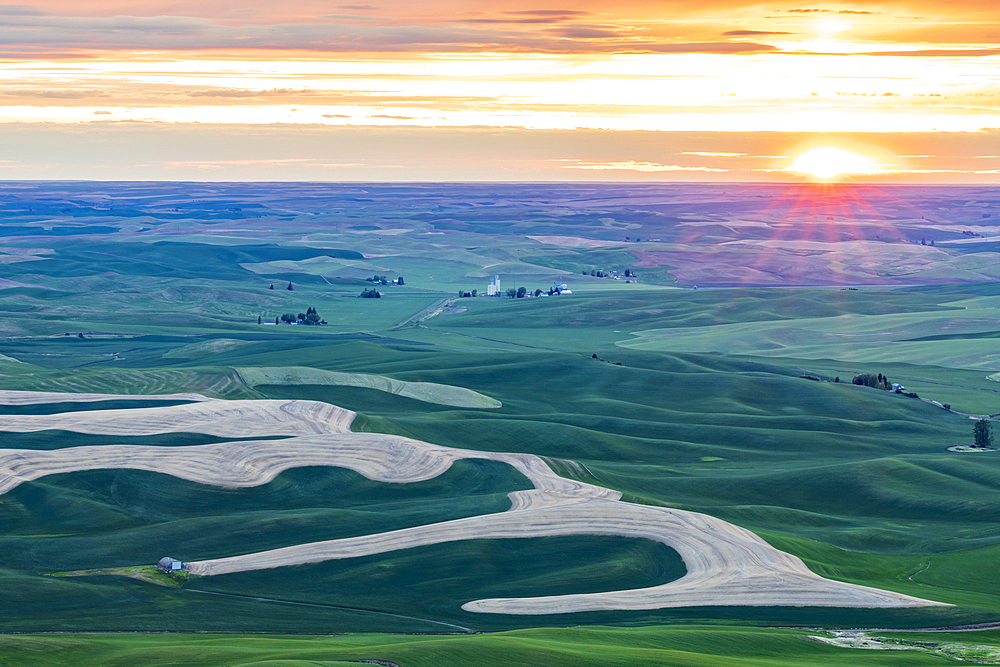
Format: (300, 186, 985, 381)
(157, 557, 185, 573)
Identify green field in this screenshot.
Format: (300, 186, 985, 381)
(5, 625, 1000, 667)
(3, 183, 1000, 664)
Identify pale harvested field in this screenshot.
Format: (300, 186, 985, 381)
(0, 398, 354, 437)
(236, 367, 502, 409)
(0, 393, 946, 614)
(0, 389, 213, 405)
(527, 235, 627, 248)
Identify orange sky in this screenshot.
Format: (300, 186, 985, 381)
(0, 1, 999, 181)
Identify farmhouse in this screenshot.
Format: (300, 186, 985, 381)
(157, 557, 185, 573)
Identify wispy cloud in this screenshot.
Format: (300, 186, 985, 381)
(859, 48, 1000, 57)
(0, 88, 107, 99)
(0, 13, 781, 54)
(560, 160, 727, 172)
(722, 30, 793, 36)
(189, 88, 314, 98)
(464, 9, 591, 25)
(0, 5, 44, 16)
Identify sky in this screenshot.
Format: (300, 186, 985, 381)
(1, 1, 1000, 181)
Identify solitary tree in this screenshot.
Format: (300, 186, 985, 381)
(287, 282, 293, 291)
(257, 315, 262, 324)
(397, 276, 404, 285)
(974, 419, 994, 448)
(516, 286, 527, 298)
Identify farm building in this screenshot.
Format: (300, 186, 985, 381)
(157, 557, 185, 573)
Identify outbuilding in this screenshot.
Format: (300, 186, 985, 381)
(157, 557, 185, 573)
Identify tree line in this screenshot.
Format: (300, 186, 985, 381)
(265, 306, 325, 325)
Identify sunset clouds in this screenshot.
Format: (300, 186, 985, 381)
(0, 1, 998, 180)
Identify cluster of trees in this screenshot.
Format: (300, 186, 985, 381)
(582, 268, 636, 278)
(592, 353, 623, 366)
(974, 419, 994, 449)
(359, 288, 381, 298)
(275, 307, 325, 325)
(459, 287, 546, 298)
(504, 287, 544, 298)
(853, 372, 892, 390)
(853, 372, 919, 397)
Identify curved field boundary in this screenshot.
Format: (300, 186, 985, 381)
(0, 389, 214, 405)
(0, 369, 259, 400)
(192, 498, 943, 613)
(236, 367, 502, 409)
(0, 396, 945, 614)
(0, 399, 355, 437)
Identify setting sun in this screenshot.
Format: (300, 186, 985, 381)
(788, 147, 881, 180)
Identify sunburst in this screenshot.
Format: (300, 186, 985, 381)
(788, 147, 881, 181)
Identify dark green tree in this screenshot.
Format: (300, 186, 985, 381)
(397, 276, 404, 285)
(505, 287, 517, 298)
(974, 419, 994, 448)
(516, 286, 527, 298)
